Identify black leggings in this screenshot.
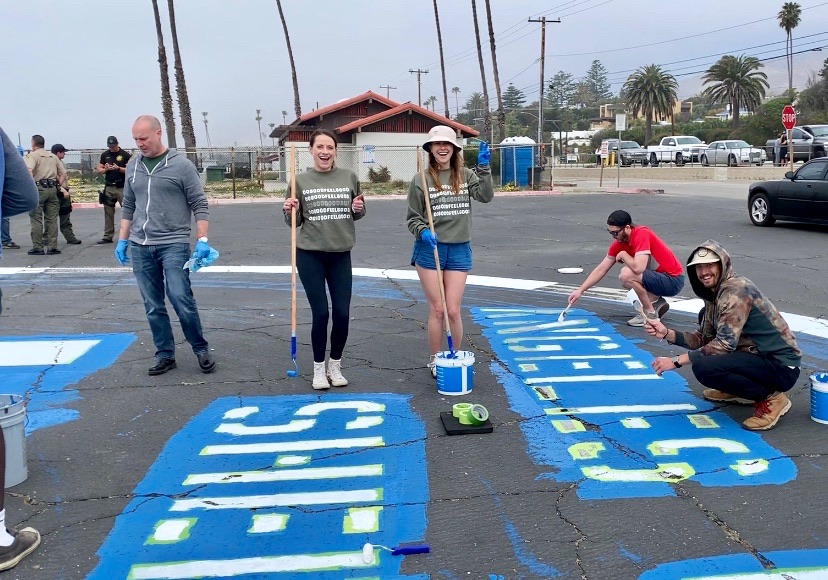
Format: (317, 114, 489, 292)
(296, 249, 353, 363)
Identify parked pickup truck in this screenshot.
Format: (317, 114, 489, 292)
(647, 136, 707, 166)
(764, 125, 828, 165)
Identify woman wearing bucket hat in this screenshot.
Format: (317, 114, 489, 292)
(282, 129, 366, 390)
(643, 240, 801, 431)
(406, 125, 494, 377)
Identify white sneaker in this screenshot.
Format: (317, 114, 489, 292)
(327, 358, 348, 387)
(312, 362, 329, 390)
(427, 355, 437, 379)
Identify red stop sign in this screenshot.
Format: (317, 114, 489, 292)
(782, 105, 796, 130)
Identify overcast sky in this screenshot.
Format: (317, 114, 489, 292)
(3, 0, 827, 149)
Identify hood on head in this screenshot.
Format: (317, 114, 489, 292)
(686, 239, 733, 300)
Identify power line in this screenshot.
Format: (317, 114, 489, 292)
(379, 85, 397, 99)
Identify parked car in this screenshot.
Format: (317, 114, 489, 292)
(764, 125, 828, 165)
(647, 136, 707, 166)
(747, 158, 828, 226)
(701, 140, 767, 167)
(595, 139, 649, 166)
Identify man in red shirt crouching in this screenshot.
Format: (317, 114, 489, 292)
(568, 210, 685, 326)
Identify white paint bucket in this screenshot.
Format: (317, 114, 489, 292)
(810, 373, 828, 424)
(435, 351, 475, 396)
(0, 394, 27, 487)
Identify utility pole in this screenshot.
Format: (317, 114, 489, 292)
(528, 17, 560, 167)
(380, 85, 397, 99)
(409, 69, 429, 107)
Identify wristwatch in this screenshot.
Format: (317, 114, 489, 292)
(197, 237, 208, 243)
(672, 356, 682, 368)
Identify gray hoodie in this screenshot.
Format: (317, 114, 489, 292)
(122, 149, 208, 245)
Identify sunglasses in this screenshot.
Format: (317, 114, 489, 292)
(607, 227, 624, 238)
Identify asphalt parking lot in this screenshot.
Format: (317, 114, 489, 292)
(1, 190, 827, 579)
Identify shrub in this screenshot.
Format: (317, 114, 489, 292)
(367, 165, 391, 183)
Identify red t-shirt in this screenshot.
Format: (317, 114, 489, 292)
(607, 225, 683, 276)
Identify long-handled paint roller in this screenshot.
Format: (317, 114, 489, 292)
(362, 542, 430, 564)
(286, 145, 299, 378)
(417, 149, 456, 358)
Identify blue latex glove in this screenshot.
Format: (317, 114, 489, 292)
(420, 229, 438, 248)
(478, 141, 491, 166)
(192, 240, 211, 261)
(114, 240, 129, 265)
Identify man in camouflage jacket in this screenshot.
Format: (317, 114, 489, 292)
(643, 240, 801, 431)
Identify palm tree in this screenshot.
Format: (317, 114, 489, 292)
(425, 95, 438, 111)
(432, 0, 450, 118)
(702, 55, 769, 129)
(623, 64, 678, 144)
(276, 0, 302, 118)
(167, 0, 196, 154)
(778, 2, 802, 96)
(282, 110, 288, 124)
(470, 0, 492, 143)
(451, 87, 461, 117)
(465, 92, 485, 117)
(483, 0, 505, 143)
(151, 0, 177, 148)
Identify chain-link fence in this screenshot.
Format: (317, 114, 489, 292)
(53, 140, 808, 199)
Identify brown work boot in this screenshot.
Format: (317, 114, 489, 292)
(703, 388, 752, 405)
(742, 392, 791, 431)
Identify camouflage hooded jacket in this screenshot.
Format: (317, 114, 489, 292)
(672, 240, 801, 367)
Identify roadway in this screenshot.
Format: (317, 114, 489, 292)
(0, 186, 826, 579)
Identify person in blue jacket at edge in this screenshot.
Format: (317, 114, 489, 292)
(0, 125, 42, 571)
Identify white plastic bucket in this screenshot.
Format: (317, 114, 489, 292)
(435, 351, 474, 396)
(810, 373, 828, 424)
(0, 394, 27, 488)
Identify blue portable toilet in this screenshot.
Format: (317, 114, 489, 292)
(499, 137, 535, 186)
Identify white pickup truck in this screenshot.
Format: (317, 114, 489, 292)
(646, 136, 707, 166)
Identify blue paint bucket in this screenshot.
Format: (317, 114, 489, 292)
(811, 373, 828, 424)
(436, 351, 474, 396)
(0, 394, 27, 488)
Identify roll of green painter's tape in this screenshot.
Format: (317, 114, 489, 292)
(468, 404, 489, 425)
(452, 403, 473, 424)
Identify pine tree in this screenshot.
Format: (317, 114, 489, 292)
(585, 60, 612, 105)
(547, 71, 575, 107)
(502, 84, 526, 109)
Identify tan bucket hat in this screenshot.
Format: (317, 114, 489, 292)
(423, 125, 462, 151)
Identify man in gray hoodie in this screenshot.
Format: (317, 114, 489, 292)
(114, 115, 217, 376)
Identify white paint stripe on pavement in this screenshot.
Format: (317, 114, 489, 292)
(0, 340, 99, 366)
(4, 266, 827, 339)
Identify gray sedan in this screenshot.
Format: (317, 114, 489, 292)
(701, 140, 767, 166)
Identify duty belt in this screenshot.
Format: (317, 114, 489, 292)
(37, 179, 57, 188)
(105, 183, 124, 188)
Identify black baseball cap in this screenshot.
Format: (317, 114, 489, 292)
(107, 136, 118, 145)
(50, 144, 67, 154)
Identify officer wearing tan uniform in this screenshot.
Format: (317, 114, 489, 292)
(24, 135, 65, 255)
(50, 144, 81, 244)
(95, 136, 131, 244)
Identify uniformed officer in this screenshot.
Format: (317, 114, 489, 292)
(95, 136, 131, 244)
(24, 135, 65, 255)
(50, 144, 81, 245)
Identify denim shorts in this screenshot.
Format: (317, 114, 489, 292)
(411, 240, 472, 271)
(642, 270, 685, 297)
